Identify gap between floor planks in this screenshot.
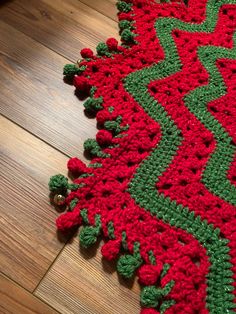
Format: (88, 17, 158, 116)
(0, 0, 119, 158)
(0, 0, 118, 61)
(0, 1, 140, 313)
(0, 115, 69, 291)
(0, 0, 118, 287)
(34, 236, 141, 314)
(0, 273, 59, 314)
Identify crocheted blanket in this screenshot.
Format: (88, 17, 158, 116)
(48, 0, 236, 313)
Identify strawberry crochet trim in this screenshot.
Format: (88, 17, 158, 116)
(49, 1, 236, 313)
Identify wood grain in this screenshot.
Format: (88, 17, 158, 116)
(0, 274, 58, 314)
(0, 116, 69, 291)
(0, 0, 119, 61)
(79, 0, 118, 22)
(0, 20, 97, 158)
(35, 236, 140, 314)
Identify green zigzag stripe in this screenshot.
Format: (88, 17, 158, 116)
(125, 1, 236, 312)
(186, 36, 236, 205)
(155, 0, 236, 205)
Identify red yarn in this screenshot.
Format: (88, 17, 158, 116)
(101, 240, 121, 261)
(138, 263, 163, 286)
(96, 130, 113, 146)
(50, 1, 236, 313)
(80, 48, 94, 59)
(106, 38, 119, 51)
(67, 157, 87, 175)
(73, 76, 91, 93)
(56, 211, 81, 231)
(118, 12, 133, 21)
(141, 309, 159, 314)
(96, 110, 111, 124)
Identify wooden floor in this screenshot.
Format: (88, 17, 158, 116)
(0, 1, 140, 313)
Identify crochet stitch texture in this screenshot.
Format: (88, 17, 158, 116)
(49, 0, 236, 313)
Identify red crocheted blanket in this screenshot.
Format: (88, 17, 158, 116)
(48, 0, 236, 313)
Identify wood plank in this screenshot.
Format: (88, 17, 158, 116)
(0, 20, 97, 158)
(0, 274, 58, 314)
(79, 0, 118, 22)
(35, 236, 140, 314)
(0, 0, 119, 61)
(0, 116, 69, 291)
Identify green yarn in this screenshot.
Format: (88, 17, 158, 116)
(48, 174, 78, 195)
(116, 1, 132, 13)
(83, 96, 103, 111)
(116, 115, 122, 123)
(119, 20, 133, 30)
(121, 29, 136, 43)
(69, 198, 78, 210)
(161, 264, 170, 278)
(114, 133, 128, 139)
(140, 286, 163, 308)
(148, 251, 156, 265)
(63, 64, 78, 77)
(78, 173, 94, 178)
(55, 2, 236, 314)
(140, 281, 175, 308)
(83, 137, 98, 152)
(63, 64, 86, 78)
(48, 174, 68, 193)
(88, 163, 102, 168)
(96, 42, 111, 57)
(90, 86, 97, 97)
(107, 221, 115, 239)
(83, 138, 110, 158)
(126, 3, 236, 311)
(117, 242, 142, 278)
(189, 42, 236, 205)
(162, 280, 175, 296)
(104, 121, 121, 133)
(80, 208, 89, 224)
(117, 254, 142, 278)
(104, 116, 128, 134)
(79, 215, 101, 248)
(68, 183, 79, 191)
(122, 231, 128, 250)
(160, 300, 176, 314)
(78, 65, 87, 73)
(79, 226, 99, 248)
(108, 106, 114, 113)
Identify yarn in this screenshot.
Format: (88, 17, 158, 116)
(96, 130, 113, 146)
(56, 210, 81, 231)
(80, 48, 94, 59)
(63, 64, 79, 77)
(138, 263, 163, 286)
(106, 38, 119, 51)
(141, 286, 164, 308)
(121, 28, 136, 42)
(73, 76, 91, 94)
(116, 1, 132, 13)
(79, 215, 101, 248)
(141, 309, 159, 314)
(83, 96, 103, 112)
(48, 174, 68, 193)
(49, 0, 236, 313)
(101, 239, 121, 260)
(96, 42, 111, 57)
(67, 158, 87, 176)
(117, 242, 143, 278)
